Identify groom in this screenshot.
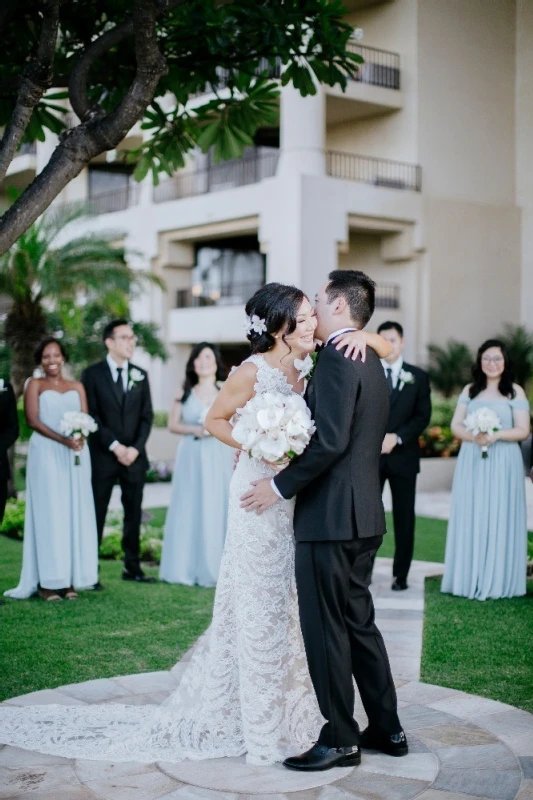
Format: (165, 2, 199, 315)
(82, 319, 155, 586)
(241, 270, 406, 771)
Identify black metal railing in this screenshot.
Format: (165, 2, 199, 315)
(154, 149, 279, 204)
(87, 185, 141, 214)
(326, 150, 422, 192)
(192, 58, 282, 98)
(176, 279, 265, 309)
(375, 284, 400, 309)
(347, 42, 400, 90)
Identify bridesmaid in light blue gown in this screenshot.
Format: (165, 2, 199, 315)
(442, 339, 530, 601)
(4, 338, 98, 601)
(159, 343, 233, 587)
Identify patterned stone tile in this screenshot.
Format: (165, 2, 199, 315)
(359, 751, 438, 782)
(0, 763, 96, 799)
(0, 745, 72, 768)
(415, 791, 495, 800)
(498, 733, 533, 757)
(437, 743, 518, 771)
(473, 710, 533, 738)
(2, 688, 87, 707)
(104, 690, 170, 706)
(374, 598, 424, 612)
(405, 735, 430, 753)
(335, 770, 427, 800)
(520, 758, 533, 779)
(429, 694, 515, 718)
(515, 779, 533, 800)
(159, 757, 354, 794)
(396, 682, 460, 706)
(111, 671, 178, 695)
(160, 788, 237, 800)
(58, 678, 131, 704)
(396, 704, 460, 731)
(432, 766, 521, 800)
(76, 760, 178, 800)
(374, 609, 424, 621)
(414, 722, 499, 749)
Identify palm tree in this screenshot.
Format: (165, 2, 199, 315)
(427, 340, 473, 398)
(0, 205, 162, 396)
(496, 324, 533, 390)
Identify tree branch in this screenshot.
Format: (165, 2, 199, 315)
(0, 0, 167, 254)
(0, 0, 60, 184)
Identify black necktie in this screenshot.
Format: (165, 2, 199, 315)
(386, 368, 394, 394)
(115, 367, 125, 403)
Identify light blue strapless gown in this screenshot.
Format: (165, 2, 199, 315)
(4, 389, 98, 598)
(159, 392, 234, 587)
(441, 395, 529, 600)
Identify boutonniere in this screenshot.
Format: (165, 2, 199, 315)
(398, 368, 415, 392)
(0, 378, 7, 393)
(128, 367, 145, 391)
(294, 352, 318, 382)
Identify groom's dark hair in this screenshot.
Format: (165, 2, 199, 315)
(102, 319, 130, 343)
(326, 270, 376, 327)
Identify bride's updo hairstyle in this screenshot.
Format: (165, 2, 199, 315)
(245, 283, 305, 355)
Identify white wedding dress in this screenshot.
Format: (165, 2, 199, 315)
(0, 355, 323, 766)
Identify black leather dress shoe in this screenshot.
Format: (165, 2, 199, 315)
(360, 727, 408, 757)
(283, 743, 361, 771)
(91, 582, 104, 591)
(122, 571, 156, 583)
(392, 578, 408, 591)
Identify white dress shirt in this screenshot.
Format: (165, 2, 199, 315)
(381, 355, 403, 390)
(107, 355, 129, 452)
(271, 328, 357, 499)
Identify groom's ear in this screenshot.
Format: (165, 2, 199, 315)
(332, 295, 347, 315)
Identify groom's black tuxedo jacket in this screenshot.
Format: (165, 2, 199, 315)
(81, 360, 153, 472)
(275, 344, 389, 541)
(0, 381, 19, 482)
(380, 362, 431, 477)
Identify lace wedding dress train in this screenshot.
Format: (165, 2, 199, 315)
(0, 356, 323, 766)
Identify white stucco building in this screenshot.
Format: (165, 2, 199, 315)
(4, 0, 533, 410)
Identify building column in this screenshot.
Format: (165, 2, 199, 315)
(277, 83, 326, 177)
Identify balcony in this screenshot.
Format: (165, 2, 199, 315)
(153, 148, 279, 204)
(192, 59, 282, 98)
(86, 185, 141, 214)
(176, 278, 264, 309)
(375, 284, 400, 309)
(326, 150, 422, 192)
(347, 42, 400, 90)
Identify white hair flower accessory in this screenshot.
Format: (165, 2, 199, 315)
(244, 314, 267, 337)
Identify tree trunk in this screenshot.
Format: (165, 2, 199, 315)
(5, 301, 47, 398)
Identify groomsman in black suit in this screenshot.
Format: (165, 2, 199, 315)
(82, 320, 155, 586)
(378, 322, 431, 591)
(0, 379, 19, 523)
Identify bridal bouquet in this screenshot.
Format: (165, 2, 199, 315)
(463, 407, 501, 459)
(232, 391, 316, 462)
(59, 410, 98, 465)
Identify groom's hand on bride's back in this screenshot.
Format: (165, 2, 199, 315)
(240, 478, 278, 514)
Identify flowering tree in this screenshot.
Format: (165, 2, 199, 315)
(0, 0, 361, 253)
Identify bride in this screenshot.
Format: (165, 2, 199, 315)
(0, 282, 391, 766)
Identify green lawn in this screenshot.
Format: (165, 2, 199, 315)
(2, 508, 532, 713)
(379, 512, 447, 563)
(422, 575, 533, 713)
(0, 535, 214, 702)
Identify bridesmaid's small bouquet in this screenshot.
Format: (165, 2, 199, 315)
(59, 411, 98, 465)
(463, 407, 502, 459)
(232, 391, 315, 462)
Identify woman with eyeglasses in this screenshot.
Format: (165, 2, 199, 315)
(442, 339, 530, 600)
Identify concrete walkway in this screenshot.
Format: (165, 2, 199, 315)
(2, 557, 532, 799)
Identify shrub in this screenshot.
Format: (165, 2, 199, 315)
(99, 514, 164, 564)
(153, 411, 169, 428)
(427, 341, 473, 398)
(146, 461, 173, 483)
(419, 395, 461, 458)
(496, 324, 533, 390)
(0, 498, 25, 539)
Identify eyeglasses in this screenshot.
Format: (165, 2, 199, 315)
(481, 356, 504, 364)
(114, 334, 138, 343)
